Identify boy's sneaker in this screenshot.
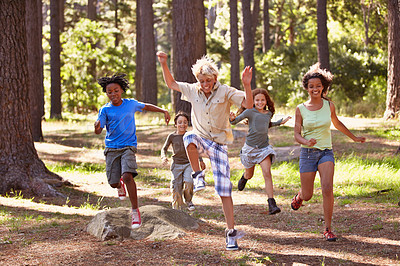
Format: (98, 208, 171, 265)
(225, 228, 245, 251)
(117, 177, 127, 200)
(131, 208, 141, 229)
(237, 173, 248, 191)
(192, 171, 206, 193)
(187, 202, 195, 211)
(291, 193, 303, 210)
(323, 228, 337, 241)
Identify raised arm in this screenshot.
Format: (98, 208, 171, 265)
(143, 103, 171, 125)
(156, 51, 180, 92)
(241, 66, 254, 109)
(330, 102, 366, 143)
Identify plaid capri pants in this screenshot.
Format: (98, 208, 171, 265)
(183, 132, 232, 197)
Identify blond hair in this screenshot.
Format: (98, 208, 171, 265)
(191, 55, 219, 80)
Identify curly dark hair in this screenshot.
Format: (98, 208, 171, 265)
(302, 63, 333, 100)
(174, 111, 190, 127)
(98, 73, 129, 92)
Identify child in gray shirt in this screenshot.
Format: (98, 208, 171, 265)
(230, 88, 290, 215)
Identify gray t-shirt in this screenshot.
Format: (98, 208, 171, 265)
(161, 132, 189, 164)
(230, 108, 283, 149)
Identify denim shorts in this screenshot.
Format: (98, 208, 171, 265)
(299, 147, 335, 173)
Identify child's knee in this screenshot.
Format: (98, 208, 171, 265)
(122, 172, 135, 184)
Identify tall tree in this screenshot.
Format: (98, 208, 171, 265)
(242, 0, 260, 89)
(87, 0, 97, 93)
(87, 0, 97, 20)
(384, 0, 400, 120)
(230, 0, 240, 88)
(171, 0, 206, 115)
(136, 0, 158, 104)
(317, 0, 330, 70)
(26, 0, 44, 142)
(262, 0, 271, 52)
(0, 0, 62, 197)
(50, 0, 62, 119)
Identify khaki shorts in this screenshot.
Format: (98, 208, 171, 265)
(104, 146, 138, 185)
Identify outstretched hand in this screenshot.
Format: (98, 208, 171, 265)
(229, 112, 236, 122)
(241, 66, 253, 86)
(281, 116, 292, 125)
(164, 111, 171, 125)
(354, 136, 366, 143)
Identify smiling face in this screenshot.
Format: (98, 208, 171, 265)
(307, 78, 324, 99)
(197, 74, 216, 97)
(175, 115, 188, 134)
(106, 83, 123, 106)
(254, 93, 267, 111)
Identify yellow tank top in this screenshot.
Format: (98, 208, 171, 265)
(298, 99, 332, 150)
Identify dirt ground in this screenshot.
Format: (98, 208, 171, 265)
(0, 117, 399, 265)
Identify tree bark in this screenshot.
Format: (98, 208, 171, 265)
(229, 0, 240, 89)
(138, 0, 157, 105)
(262, 0, 271, 52)
(0, 0, 62, 197)
(317, 0, 330, 70)
(26, 0, 44, 142)
(172, 0, 206, 115)
(87, 0, 97, 20)
(50, 0, 62, 119)
(242, 0, 259, 89)
(384, 0, 400, 120)
(135, 0, 142, 100)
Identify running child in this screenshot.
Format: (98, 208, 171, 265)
(94, 73, 170, 229)
(157, 51, 253, 251)
(292, 63, 365, 241)
(161, 111, 206, 211)
(229, 88, 290, 215)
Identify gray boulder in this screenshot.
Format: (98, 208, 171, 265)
(86, 205, 200, 241)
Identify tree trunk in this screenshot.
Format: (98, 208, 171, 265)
(50, 0, 62, 119)
(242, 0, 259, 89)
(0, 0, 62, 197)
(135, 0, 142, 100)
(317, 0, 330, 70)
(138, 0, 157, 105)
(87, 0, 96, 20)
(384, 0, 400, 120)
(230, 0, 240, 89)
(262, 0, 271, 52)
(114, 0, 120, 47)
(274, 0, 285, 49)
(26, 0, 44, 142)
(172, 0, 206, 115)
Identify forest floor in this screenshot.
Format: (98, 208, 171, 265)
(1, 115, 400, 265)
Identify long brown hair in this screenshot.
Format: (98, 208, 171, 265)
(235, 88, 276, 126)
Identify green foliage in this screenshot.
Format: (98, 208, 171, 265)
(60, 18, 136, 113)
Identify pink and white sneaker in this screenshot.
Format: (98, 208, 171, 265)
(117, 177, 126, 200)
(131, 208, 141, 229)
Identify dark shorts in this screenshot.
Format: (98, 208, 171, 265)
(104, 146, 138, 185)
(299, 147, 335, 173)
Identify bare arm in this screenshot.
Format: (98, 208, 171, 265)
(94, 120, 103, 135)
(294, 107, 316, 147)
(143, 104, 171, 125)
(240, 66, 254, 109)
(156, 51, 180, 92)
(330, 102, 366, 143)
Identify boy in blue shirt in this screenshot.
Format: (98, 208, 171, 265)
(94, 73, 170, 229)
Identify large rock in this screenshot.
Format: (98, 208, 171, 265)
(86, 205, 200, 241)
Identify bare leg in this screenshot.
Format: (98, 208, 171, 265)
(123, 172, 138, 209)
(221, 196, 234, 229)
(244, 166, 255, 180)
(299, 171, 317, 201)
(186, 143, 200, 172)
(259, 156, 273, 198)
(318, 161, 335, 231)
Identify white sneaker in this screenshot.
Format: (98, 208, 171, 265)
(117, 177, 126, 200)
(131, 208, 141, 229)
(187, 202, 195, 211)
(225, 229, 245, 251)
(192, 171, 206, 193)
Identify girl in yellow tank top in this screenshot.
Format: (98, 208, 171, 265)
(292, 63, 366, 242)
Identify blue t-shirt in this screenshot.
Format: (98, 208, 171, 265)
(98, 98, 145, 148)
